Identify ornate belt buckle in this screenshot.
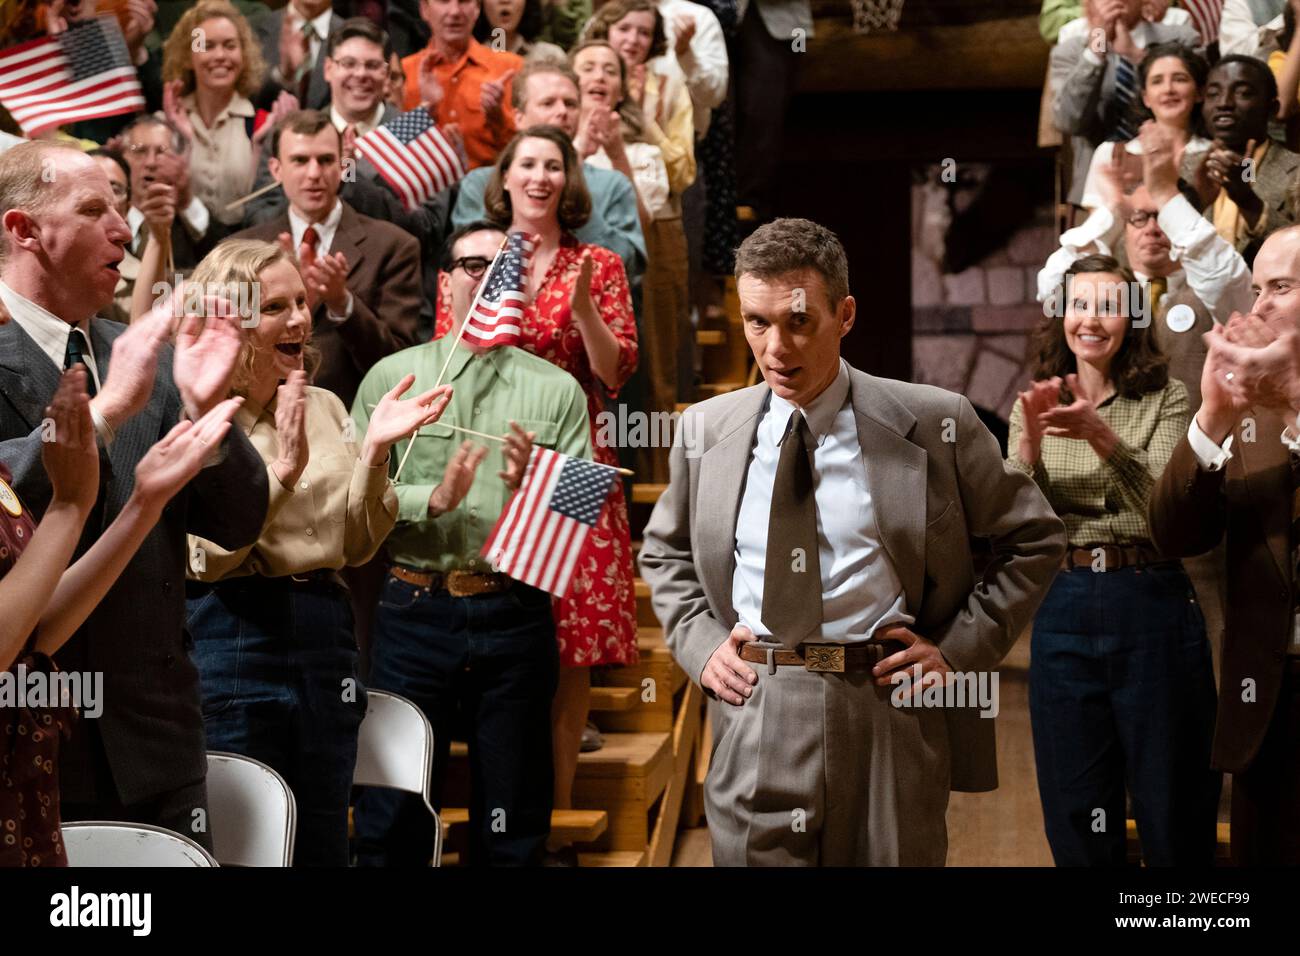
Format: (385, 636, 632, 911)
(804, 644, 845, 673)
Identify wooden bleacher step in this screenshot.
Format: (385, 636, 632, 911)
(589, 685, 638, 712)
(578, 850, 647, 867)
(631, 483, 666, 505)
(440, 807, 608, 845)
(573, 731, 673, 852)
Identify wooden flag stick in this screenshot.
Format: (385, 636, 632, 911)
(393, 236, 509, 483)
(224, 180, 282, 212)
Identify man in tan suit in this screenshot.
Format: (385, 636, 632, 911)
(1149, 223, 1300, 865)
(639, 218, 1067, 866)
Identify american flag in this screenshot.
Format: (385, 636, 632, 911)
(1179, 0, 1223, 45)
(482, 447, 619, 598)
(355, 106, 466, 210)
(0, 17, 145, 138)
(461, 231, 536, 349)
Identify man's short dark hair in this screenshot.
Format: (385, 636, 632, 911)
(326, 16, 394, 62)
(269, 109, 341, 161)
(1212, 54, 1278, 102)
(443, 219, 506, 269)
(734, 218, 850, 310)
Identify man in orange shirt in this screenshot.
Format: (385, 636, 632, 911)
(401, 0, 522, 169)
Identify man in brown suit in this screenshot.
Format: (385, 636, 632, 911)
(639, 219, 1067, 866)
(1150, 223, 1300, 865)
(231, 110, 422, 408)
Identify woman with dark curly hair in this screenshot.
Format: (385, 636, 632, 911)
(1009, 253, 1220, 868)
(160, 0, 267, 227)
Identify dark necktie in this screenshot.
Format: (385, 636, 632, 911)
(1110, 57, 1139, 142)
(63, 327, 97, 397)
(762, 410, 824, 649)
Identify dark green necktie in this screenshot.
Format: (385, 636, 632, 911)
(63, 327, 97, 397)
(762, 410, 824, 649)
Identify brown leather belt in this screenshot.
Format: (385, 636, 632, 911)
(1062, 543, 1169, 572)
(390, 564, 513, 597)
(738, 640, 905, 673)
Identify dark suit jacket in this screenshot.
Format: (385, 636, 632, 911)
(231, 201, 423, 406)
(252, 8, 343, 110)
(0, 311, 268, 805)
(1149, 410, 1297, 773)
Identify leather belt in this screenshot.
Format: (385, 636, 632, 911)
(1062, 543, 1169, 572)
(390, 564, 513, 597)
(738, 640, 905, 674)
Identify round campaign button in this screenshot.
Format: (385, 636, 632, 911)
(1165, 304, 1196, 333)
(0, 478, 22, 517)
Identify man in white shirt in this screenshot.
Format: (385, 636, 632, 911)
(640, 218, 1066, 865)
(1148, 222, 1300, 864)
(1218, 0, 1286, 57)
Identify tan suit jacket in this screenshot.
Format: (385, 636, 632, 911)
(639, 365, 1067, 792)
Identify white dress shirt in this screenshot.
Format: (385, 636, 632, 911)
(0, 279, 113, 444)
(288, 199, 351, 322)
(330, 102, 386, 139)
(1219, 0, 1284, 58)
(731, 360, 914, 644)
(585, 142, 671, 219)
(276, 4, 334, 84)
(126, 196, 211, 257)
(654, 0, 728, 137)
(1036, 193, 1254, 326)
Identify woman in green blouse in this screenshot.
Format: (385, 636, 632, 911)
(1009, 253, 1220, 867)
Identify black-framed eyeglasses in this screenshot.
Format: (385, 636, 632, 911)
(1126, 210, 1158, 228)
(450, 256, 491, 278)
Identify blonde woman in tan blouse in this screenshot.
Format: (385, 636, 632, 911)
(161, 0, 268, 229)
(184, 239, 451, 866)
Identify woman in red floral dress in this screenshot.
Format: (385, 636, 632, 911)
(480, 125, 640, 854)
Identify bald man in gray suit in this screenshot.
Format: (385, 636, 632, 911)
(639, 218, 1066, 866)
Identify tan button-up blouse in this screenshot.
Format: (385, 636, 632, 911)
(177, 92, 256, 227)
(188, 386, 397, 581)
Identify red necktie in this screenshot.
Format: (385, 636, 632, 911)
(299, 225, 319, 271)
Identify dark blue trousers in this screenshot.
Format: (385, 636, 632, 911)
(1029, 562, 1221, 866)
(186, 577, 366, 867)
(352, 574, 558, 867)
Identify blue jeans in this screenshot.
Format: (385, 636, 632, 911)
(1030, 562, 1221, 866)
(353, 574, 559, 866)
(186, 577, 366, 867)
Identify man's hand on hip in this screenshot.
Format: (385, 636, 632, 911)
(703, 625, 758, 706)
(872, 624, 952, 701)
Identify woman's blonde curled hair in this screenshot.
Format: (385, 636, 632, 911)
(162, 0, 266, 99)
(188, 238, 319, 396)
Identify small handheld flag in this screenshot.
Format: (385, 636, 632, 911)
(355, 106, 466, 210)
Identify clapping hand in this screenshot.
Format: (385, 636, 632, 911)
(1138, 120, 1179, 204)
(162, 80, 195, 145)
(279, 13, 310, 81)
(418, 54, 444, 112)
(304, 251, 351, 315)
(360, 375, 453, 466)
(1203, 316, 1300, 417)
(673, 13, 695, 57)
(271, 370, 310, 489)
(1205, 138, 1257, 206)
(174, 293, 244, 420)
(1015, 376, 1061, 464)
(44, 367, 99, 516)
(569, 251, 597, 324)
(1038, 373, 1109, 441)
(499, 422, 534, 491)
(480, 68, 518, 123)
(93, 289, 177, 430)
(428, 440, 488, 517)
(131, 398, 243, 510)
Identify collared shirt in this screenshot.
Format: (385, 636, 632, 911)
(350, 334, 592, 572)
(641, 64, 696, 200)
(281, 4, 333, 80)
(585, 142, 670, 220)
(126, 195, 210, 257)
(1008, 378, 1191, 545)
(653, 0, 728, 137)
(1211, 139, 1273, 250)
(731, 360, 914, 644)
(0, 279, 114, 444)
(188, 385, 395, 580)
(287, 199, 351, 322)
(330, 102, 386, 139)
(400, 39, 522, 169)
(1035, 194, 1254, 326)
(176, 93, 256, 226)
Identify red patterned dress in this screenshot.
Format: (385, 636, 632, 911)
(437, 236, 640, 666)
(0, 464, 75, 867)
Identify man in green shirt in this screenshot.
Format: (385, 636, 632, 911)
(350, 220, 591, 867)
